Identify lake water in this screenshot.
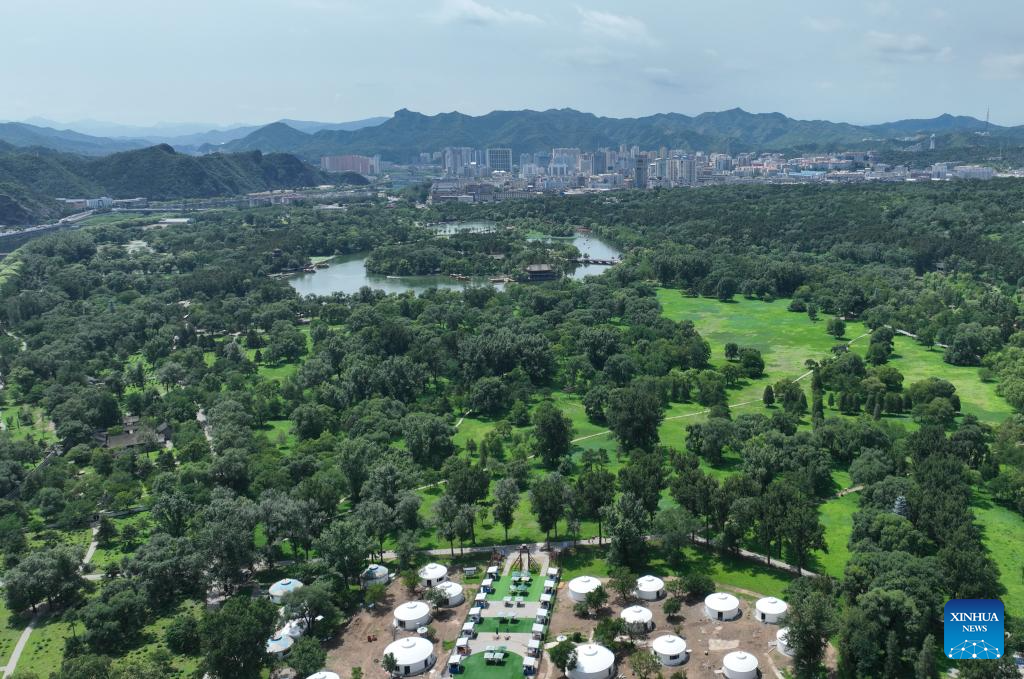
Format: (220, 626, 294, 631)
(288, 222, 622, 297)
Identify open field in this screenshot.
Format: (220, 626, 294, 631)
(815, 492, 859, 578)
(972, 489, 1024, 613)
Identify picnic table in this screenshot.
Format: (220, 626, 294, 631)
(503, 596, 513, 607)
(515, 596, 525, 606)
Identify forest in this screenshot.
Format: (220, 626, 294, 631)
(0, 181, 1022, 678)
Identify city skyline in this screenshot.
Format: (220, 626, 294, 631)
(2, 0, 1024, 127)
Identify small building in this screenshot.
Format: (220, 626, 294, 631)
(418, 562, 449, 587)
(481, 577, 495, 593)
(776, 628, 793, 656)
(567, 643, 616, 679)
(531, 622, 545, 639)
(755, 597, 788, 624)
(527, 639, 541, 657)
(266, 633, 294, 658)
(383, 636, 437, 677)
(448, 652, 464, 674)
(568, 575, 601, 602)
(540, 593, 553, 608)
(547, 567, 560, 579)
(268, 578, 304, 604)
(524, 264, 558, 282)
(461, 621, 476, 638)
(436, 580, 465, 607)
(361, 564, 390, 588)
(394, 601, 432, 630)
(635, 575, 665, 601)
(620, 605, 654, 633)
(523, 656, 538, 676)
(704, 592, 740, 621)
(543, 578, 557, 593)
(722, 651, 759, 679)
(651, 634, 688, 666)
(468, 606, 482, 622)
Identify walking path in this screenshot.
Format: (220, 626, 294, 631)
(1, 526, 99, 678)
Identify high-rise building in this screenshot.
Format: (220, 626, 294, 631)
(321, 154, 374, 174)
(486, 148, 512, 173)
(634, 153, 649, 189)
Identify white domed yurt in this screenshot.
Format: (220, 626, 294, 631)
(266, 633, 294, 657)
(704, 592, 740, 621)
(567, 575, 601, 602)
(393, 601, 432, 630)
(722, 651, 759, 679)
(268, 578, 304, 604)
(566, 643, 616, 679)
(635, 575, 665, 601)
(651, 635, 688, 666)
(361, 564, 390, 587)
(777, 628, 793, 657)
(435, 580, 465, 607)
(307, 673, 342, 679)
(278, 618, 307, 639)
(383, 636, 437, 677)
(418, 562, 449, 587)
(755, 596, 788, 624)
(620, 605, 655, 632)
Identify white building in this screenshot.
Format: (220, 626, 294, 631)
(755, 597, 788, 623)
(266, 633, 295, 658)
(393, 601, 432, 630)
(722, 651, 759, 679)
(777, 628, 793, 656)
(268, 578, 304, 604)
(704, 592, 740, 621)
(361, 564, 390, 587)
(567, 644, 616, 679)
(383, 636, 437, 676)
(651, 635, 688, 666)
(307, 673, 342, 679)
(635, 575, 665, 601)
(435, 580, 465, 607)
(620, 605, 655, 633)
(567, 575, 601, 602)
(418, 563, 449, 587)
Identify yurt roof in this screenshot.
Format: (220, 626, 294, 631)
(705, 592, 739, 612)
(636, 575, 664, 592)
(266, 634, 295, 653)
(394, 601, 430, 621)
(573, 644, 615, 673)
(437, 580, 463, 595)
(307, 673, 342, 679)
(568, 575, 601, 593)
(723, 651, 758, 673)
(418, 562, 448, 578)
(620, 605, 654, 624)
(755, 597, 788, 615)
(384, 636, 435, 664)
(269, 578, 304, 595)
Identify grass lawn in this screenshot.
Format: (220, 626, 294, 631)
(1, 404, 57, 444)
(488, 573, 545, 603)
(815, 492, 860, 578)
(89, 512, 153, 572)
(112, 600, 203, 677)
(474, 617, 535, 634)
(461, 649, 524, 679)
(0, 602, 29, 669)
(971, 489, 1024, 613)
(16, 614, 73, 676)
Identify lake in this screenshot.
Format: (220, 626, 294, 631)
(288, 222, 622, 297)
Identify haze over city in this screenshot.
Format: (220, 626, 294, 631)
(2, 0, 1024, 126)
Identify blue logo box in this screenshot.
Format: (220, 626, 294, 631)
(943, 599, 1004, 660)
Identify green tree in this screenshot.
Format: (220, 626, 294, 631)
(548, 640, 577, 675)
(630, 650, 662, 679)
(576, 466, 615, 544)
(529, 473, 566, 542)
(199, 596, 278, 679)
(533, 401, 574, 468)
(762, 384, 775, 407)
(492, 477, 520, 541)
(603, 492, 651, 568)
(826, 317, 846, 339)
(606, 385, 663, 451)
(288, 636, 327, 677)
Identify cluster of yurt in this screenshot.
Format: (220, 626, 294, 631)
(755, 596, 788, 623)
(651, 634, 688, 666)
(722, 651, 759, 679)
(704, 592, 740, 621)
(635, 575, 665, 601)
(567, 575, 601, 602)
(268, 577, 303, 604)
(394, 601, 432, 631)
(567, 643, 616, 679)
(383, 636, 437, 676)
(418, 562, 448, 587)
(264, 578, 307, 657)
(620, 605, 655, 633)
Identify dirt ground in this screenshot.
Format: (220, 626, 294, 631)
(545, 581, 805, 679)
(325, 576, 476, 678)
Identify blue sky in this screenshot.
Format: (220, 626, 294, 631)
(2, 0, 1023, 126)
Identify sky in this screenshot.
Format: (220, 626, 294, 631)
(2, 0, 1024, 128)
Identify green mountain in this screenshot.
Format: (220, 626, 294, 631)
(0, 122, 147, 155)
(0, 144, 329, 225)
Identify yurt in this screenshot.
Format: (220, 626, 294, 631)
(620, 605, 655, 632)
(567, 644, 616, 679)
(266, 633, 294, 658)
(361, 564, 390, 588)
(755, 597, 788, 624)
(777, 628, 793, 657)
(635, 575, 665, 601)
(418, 562, 449, 587)
(436, 580, 465, 607)
(393, 601, 432, 630)
(268, 578, 304, 604)
(568, 575, 601, 602)
(307, 673, 342, 679)
(704, 592, 740, 621)
(278, 618, 306, 639)
(722, 651, 759, 679)
(383, 636, 437, 676)
(651, 635, 688, 666)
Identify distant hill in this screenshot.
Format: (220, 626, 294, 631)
(0, 122, 148, 156)
(218, 108, 1024, 161)
(0, 144, 330, 225)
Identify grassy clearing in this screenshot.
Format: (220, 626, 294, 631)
(971, 489, 1024, 613)
(461, 649, 524, 679)
(0, 601, 29, 669)
(89, 512, 152, 572)
(815, 492, 860, 578)
(17, 614, 73, 676)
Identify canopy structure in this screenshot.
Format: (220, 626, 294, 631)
(651, 635, 688, 666)
(755, 596, 788, 623)
(722, 651, 759, 679)
(635, 575, 665, 601)
(620, 605, 655, 631)
(567, 643, 616, 679)
(704, 592, 740, 621)
(567, 575, 601, 602)
(268, 578, 304, 604)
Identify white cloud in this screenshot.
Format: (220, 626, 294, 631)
(577, 7, 657, 45)
(865, 30, 950, 62)
(802, 16, 841, 33)
(432, 0, 541, 26)
(982, 53, 1024, 80)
